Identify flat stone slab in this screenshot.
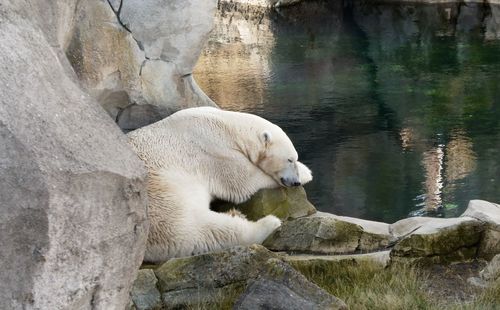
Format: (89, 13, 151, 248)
(389, 217, 436, 239)
(391, 217, 484, 263)
(461, 200, 500, 225)
(267, 212, 394, 254)
(263, 216, 363, 254)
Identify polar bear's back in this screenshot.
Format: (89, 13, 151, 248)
(126, 107, 270, 172)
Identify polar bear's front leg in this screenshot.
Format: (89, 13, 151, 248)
(193, 211, 282, 255)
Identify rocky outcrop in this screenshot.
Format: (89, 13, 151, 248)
(263, 216, 364, 254)
(213, 187, 316, 221)
(129, 245, 346, 309)
(66, 0, 218, 131)
(262, 200, 500, 266)
(0, 1, 149, 309)
(391, 217, 484, 264)
(263, 212, 395, 254)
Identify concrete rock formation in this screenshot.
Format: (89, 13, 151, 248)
(213, 187, 317, 221)
(0, 1, 149, 309)
(66, 0, 218, 131)
(130, 245, 347, 309)
(0, 0, 219, 308)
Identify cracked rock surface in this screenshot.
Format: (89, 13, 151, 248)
(66, 0, 218, 131)
(212, 186, 317, 221)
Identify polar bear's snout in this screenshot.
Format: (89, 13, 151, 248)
(280, 177, 301, 187)
(278, 164, 301, 187)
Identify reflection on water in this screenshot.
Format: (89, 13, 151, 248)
(194, 1, 500, 223)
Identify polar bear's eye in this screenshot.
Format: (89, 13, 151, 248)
(288, 159, 293, 163)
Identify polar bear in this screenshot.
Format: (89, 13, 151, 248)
(127, 107, 312, 262)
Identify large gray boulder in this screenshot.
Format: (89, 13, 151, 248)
(154, 245, 346, 309)
(233, 259, 346, 310)
(0, 1, 148, 309)
(263, 216, 363, 254)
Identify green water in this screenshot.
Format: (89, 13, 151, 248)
(195, 1, 500, 223)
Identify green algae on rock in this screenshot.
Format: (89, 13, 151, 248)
(213, 186, 316, 221)
(152, 245, 346, 309)
(391, 217, 484, 264)
(263, 216, 363, 254)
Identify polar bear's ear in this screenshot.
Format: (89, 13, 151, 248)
(260, 131, 272, 146)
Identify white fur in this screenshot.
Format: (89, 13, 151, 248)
(127, 107, 312, 262)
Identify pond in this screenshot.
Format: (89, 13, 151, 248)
(194, 1, 500, 223)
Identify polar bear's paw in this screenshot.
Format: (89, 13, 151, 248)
(253, 215, 281, 244)
(297, 161, 313, 185)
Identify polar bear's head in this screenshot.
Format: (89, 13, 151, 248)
(256, 126, 312, 187)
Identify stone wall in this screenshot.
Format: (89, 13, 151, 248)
(0, 0, 217, 308)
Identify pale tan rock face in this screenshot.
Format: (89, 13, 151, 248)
(66, 0, 218, 131)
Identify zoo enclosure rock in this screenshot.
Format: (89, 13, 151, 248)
(151, 245, 346, 309)
(66, 0, 218, 131)
(263, 213, 394, 254)
(391, 217, 484, 264)
(461, 200, 500, 258)
(0, 1, 148, 309)
(212, 186, 316, 221)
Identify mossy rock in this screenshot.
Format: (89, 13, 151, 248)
(391, 217, 485, 264)
(263, 216, 363, 254)
(212, 186, 316, 221)
(152, 245, 346, 309)
(234, 258, 347, 310)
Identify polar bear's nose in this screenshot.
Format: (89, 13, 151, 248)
(280, 177, 301, 187)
